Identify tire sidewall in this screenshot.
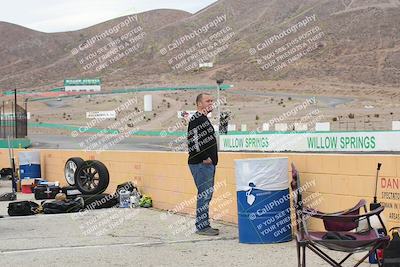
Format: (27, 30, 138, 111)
(64, 157, 85, 186)
(75, 160, 109, 195)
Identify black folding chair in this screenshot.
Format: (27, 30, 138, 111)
(291, 163, 390, 267)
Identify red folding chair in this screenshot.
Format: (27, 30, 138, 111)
(291, 163, 390, 267)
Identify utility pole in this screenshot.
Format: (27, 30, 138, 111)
(24, 98, 28, 137)
(216, 79, 224, 150)
(14, 87, 17, 138)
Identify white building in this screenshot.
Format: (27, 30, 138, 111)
(199, 62, 213, 68)
(64, 79, 101, 92)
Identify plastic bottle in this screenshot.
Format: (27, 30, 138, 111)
(119, 190, 131, 208)
(131, 192, 140, 208)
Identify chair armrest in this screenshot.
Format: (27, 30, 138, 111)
(304, 199, 367, 216)
(303, 206, 384, 221)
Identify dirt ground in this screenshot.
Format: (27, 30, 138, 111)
(4, 80, 400, 137)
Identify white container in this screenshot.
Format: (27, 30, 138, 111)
(294, 123, 308, 131)
(235, 157, 289, 191)
(144, 95, 152, 112)
(275, 123, 288, 131)
(392, 121, 400, 130)
(19, 151, 40, 165)
(228, 124, 236, 131)
(19, 151, 41, 179)
(316, 122, 330, 131)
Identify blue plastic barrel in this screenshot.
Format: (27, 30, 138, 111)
(235, 157, 292, 244)
(19, 151, 41, 179)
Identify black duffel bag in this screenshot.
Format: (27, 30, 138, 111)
(82, 194, 118, 210)
(8, 201, 39, 216)
(116, 182, 138, 194)
(384, 227, 400, 267)
(42, 199, 83, 214)
(0, 192, 17, 201)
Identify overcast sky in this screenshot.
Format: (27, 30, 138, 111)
(0, 0, 218, 33)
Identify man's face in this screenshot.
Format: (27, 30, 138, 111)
(199, 94, 213, 113)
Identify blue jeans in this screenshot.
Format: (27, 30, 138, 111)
(189, 163, 216, 231)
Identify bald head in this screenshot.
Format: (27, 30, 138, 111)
(195, 93, 213, 114)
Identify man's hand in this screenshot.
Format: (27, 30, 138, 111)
(202, 157, 213, 165)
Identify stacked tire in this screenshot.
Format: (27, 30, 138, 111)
(64, 158, 110, 195)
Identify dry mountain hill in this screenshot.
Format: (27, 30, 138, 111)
(0, 9, 191, 90)
(0, 0, 399, 90)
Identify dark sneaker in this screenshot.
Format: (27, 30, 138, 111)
(211, 227, 219, 233)
(196, 227, 219, 236)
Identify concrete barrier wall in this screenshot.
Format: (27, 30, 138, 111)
(0, 149, 398, 231)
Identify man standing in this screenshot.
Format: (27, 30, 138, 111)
(187, 93, 219, 236)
